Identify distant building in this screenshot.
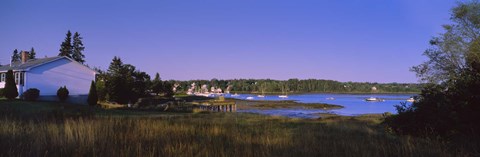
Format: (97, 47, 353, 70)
(0, 51, 96, 104)
(371, 86, 377, 91)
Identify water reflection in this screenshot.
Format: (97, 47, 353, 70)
(226, 93, 414, 118)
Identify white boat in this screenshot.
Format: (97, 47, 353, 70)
(326, 97, 335, 100)
(278, 84, 288, 98)
(231, 93, 240, 97)
(257, 95, 265, 98)
(246, 97, 254, 100)
(407, 97, 415, 102)
(365, 97, 383, 102)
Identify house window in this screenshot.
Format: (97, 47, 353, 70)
(20, 72, 24, 85)
(0, 73, 4, 82)
(14, 72, 24, 85)
(14, 72, 19, 85)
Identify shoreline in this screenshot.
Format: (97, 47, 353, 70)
(228, 91, 420, 95)
(232, 99, 344, 110)
(228, 98, 397, 119)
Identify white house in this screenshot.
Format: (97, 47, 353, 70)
(0, 51, 96, 104)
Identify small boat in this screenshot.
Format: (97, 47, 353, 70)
(365, 97, 383, 102)
(246, 97, 254, 100)
(326, 97, 335, 100)
(257, 95, 265, 98)
(278, 84, 288, 98)
(407, 97, 415, 102)
(231, 93, 240, 97)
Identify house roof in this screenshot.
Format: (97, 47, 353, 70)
(0, 56, 66, 72)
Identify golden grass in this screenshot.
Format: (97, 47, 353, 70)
(0, 112, 462, 157)
(0, 99, 471, 156)
(98, 102, 127, 109)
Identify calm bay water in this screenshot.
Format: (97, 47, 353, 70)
(226, 93, 414, 118)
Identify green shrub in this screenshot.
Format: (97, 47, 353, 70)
(0, 88, 4, 97)
(57, 86, 69, 102)
(87, 81, 98, 106)
(23, 88, 40, 101)
(4, 70, 18, 100)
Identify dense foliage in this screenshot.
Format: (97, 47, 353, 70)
(23, 88, 40, 101)
(95, 57, 176, 104)
(150, 72, 174, 97)
(386, 66, 480, 137)
(56, 86, 69, 102)
(4, 70, 18, 100)
(87, 81, 98, 106)
(175, 79, 420, 93)
(162, 81, 174, 97)
(386, 1, 480, 138)
(101, 57, 151, 104)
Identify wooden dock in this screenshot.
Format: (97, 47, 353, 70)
(190, 100, 237, 112)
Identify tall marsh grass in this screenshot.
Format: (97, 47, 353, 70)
(0, 112, 462, 157)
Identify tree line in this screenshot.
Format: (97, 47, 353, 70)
(174, 79, 421, 94)
(9, 30, 86, 64)
(95, 57, 174, 104)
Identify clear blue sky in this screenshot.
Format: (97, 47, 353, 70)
(0, 0, 457, 83)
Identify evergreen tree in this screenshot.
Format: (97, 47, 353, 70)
(104, 57, 151, 104)
(29, 47, 36, 59)
(58, 30, 73, 58)
(11, 49, 20, 62)
(126, 65, 150, 103)
(4, 70, 18, 100)
(107, 56, 124, 75)
(105, 56, 129, 104)
(87, 80, 98, 106)
(72, 32, 85, 64)
(151, 72, 163, 95)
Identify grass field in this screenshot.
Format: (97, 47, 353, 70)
(0, 100, 469, 156)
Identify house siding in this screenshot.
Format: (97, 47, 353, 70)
(26, 58, 95, 96)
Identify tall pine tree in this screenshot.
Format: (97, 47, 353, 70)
(151, 72, 163, 95)
(87, 80, 98, 106)
(4, 70, 18, 100)
(11, 49, 20, 63)
(29, 47, 36, 59)
(72, 32, 85, 64)
(105, 56, 129, 104)
(58, 30, 73, 58)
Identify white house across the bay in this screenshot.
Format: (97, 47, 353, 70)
(0, 51, 96, 104)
